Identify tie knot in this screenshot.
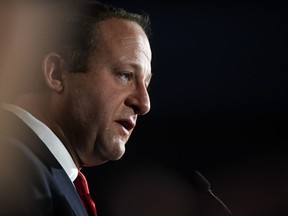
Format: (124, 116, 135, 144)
(74, 171, 90, 195)
(74, 170, 97, 216)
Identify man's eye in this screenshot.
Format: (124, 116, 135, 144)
(119, 72, 132, 82)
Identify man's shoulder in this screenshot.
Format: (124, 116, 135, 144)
(0, 135, 81, 215)
(0, 119, 80, 215)
(0, 108, 60, 175)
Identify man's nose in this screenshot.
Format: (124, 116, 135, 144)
(125, 84, 150, 115)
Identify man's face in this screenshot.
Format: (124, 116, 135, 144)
(60, 18, 152, 166)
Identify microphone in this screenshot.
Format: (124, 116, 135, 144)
(193, 170, 231, 215)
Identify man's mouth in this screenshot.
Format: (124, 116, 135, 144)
(116, 119, 135, 132)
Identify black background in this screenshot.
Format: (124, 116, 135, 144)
(83, 1, 288, 215)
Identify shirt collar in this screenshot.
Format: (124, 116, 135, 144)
(1, 103, 78, 182)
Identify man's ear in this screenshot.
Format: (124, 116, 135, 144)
(42, 52, 66, 93)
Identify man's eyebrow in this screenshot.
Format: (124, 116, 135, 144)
(122, 61, 151, 75)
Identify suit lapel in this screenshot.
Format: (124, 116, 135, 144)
(52, 167, 88, 216)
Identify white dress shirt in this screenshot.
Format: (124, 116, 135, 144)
(1, 103, 78, 182)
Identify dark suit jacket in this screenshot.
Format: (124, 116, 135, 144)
(0, 109, 88, 216)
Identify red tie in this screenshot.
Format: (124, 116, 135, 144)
(74, 171, 97, 216)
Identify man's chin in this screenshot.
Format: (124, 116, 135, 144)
(111, 148, 126, 161)
(109, 138, 126, 157)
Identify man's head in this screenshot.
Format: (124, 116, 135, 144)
(10, 1, 152, 167)
(54, 1, 151, 72)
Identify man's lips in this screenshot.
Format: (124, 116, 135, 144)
(116, 118, 136, 132)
